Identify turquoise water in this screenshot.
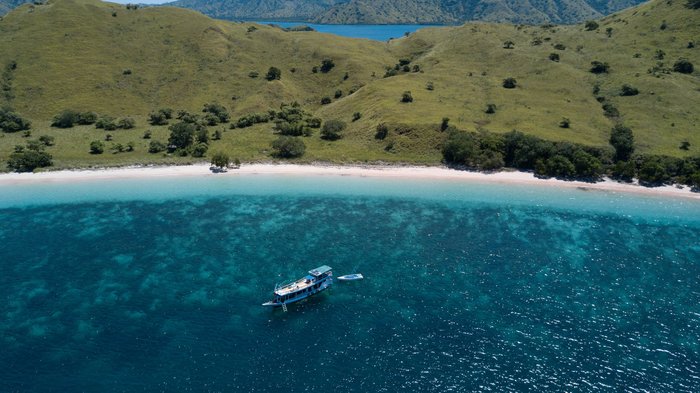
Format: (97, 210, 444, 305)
(255, 22, 441, 41)
(1, 174, 700, 391)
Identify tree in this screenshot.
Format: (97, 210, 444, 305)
(503, 40, 515, 49)
(688, 0, 700, 9)
(211, 152, 230, 169)
(502, 77, 517, 89)
(606, 27, 613, 37)
(190, 142, 208, 158)
(203, 103, 230, 123)
(375, 123, 389, 140)
(96, 116, 117, 130)
(673, 58, 694, 74)
(442, 130, 478, 166)
(90, 140, 104, 154)
(610, 124, 634, 161)
(584, 20, 599, 31)
(485, 104, 497, 114)
(321, 119, 346, 140)
(401, 91, 413, 103)
(619, 84, 639, 96)
(51, 110, 80, 128)
(38, 135, 55, 146)
(271, 136, 305, 158)
(334, 90, 343, 99)
(7, 150, 52, 172)
(559, 118, 570, 128)
(149, 110, 169, 125)
(680, 140, 691, 151)
(590, 61, 609, 74)
(544, 155, 575, 178)
(265, 67, 281, 81)
(77, 112, 97, 125)
(571, 149, 602, 178)
(320, 97, 332, 105)
(196, 127, 209, 144)
(352, 112, 362, 122)
(549, 53, 560, 62)
(0, 108, 31, 132)
(320, 59, 335, 73)
(143, 130, 152, 139)
(168, 122, 196, 149)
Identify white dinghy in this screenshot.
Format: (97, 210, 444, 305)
(337, 273, 364, 281)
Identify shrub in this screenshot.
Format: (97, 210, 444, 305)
(77, 112, 97, 125)
(271, 136, 305, 158)
(95, 115, 117, 130)
(680, 140, 691, 150)
(485, 104, 497, 114)
(502, 77, 517, 89)
(426, 81, 434, 91)
(51, 110, 80, 128)
(610, 124, 634, 161)
(143, 130, 152, 139)
(0, 108, 31, 132)
(375, 123, 389, 140)
(619, 84, 639, 96)
(412, 65, 420, 72)
(89, 140, 104, 154)
(321, 119, 346, 140)
(544, 155, 576, 178)
(320, 59, 335, 73)
(584, 20, 599, 31)
(606, 27, 613, 37)
(549, 53, 560, 62)
(168, 122, 196, 149)
(352, 112, 362, 122)
(211, 152, 230, 169)
(590, 61, 609, 74)
(440, 117, 450, 131)
(654, 49, 666, 60)
(212, 129, 222, 140)
(117, 117, 136, 129)
(673, 58, 694, 74)
(148, 140, 166, 153)
(602, 102, 619, 118)
(149, 110, 169, 125)
(559, 118, 570, 128)
(7, 150, 52, 172)
(38, 135, 55, 146)
(503, 40, 515, 49)
(334, 90, 343, 99)
(265, 67, 281, 81)
(203, 103, 230, 123)
(320, 96, 332, 105)
(401, 91, 413, 103)
(554, 43, 566, 50)
(190, 142, 208, 158)
(688, 0, 700, 9)
(248, 71, 259, 78)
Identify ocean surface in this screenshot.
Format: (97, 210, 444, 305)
(1, 174, 700, 392)
(254, 22, 441, 41)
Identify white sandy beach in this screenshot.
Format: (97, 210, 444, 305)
(0, 163, 698, 200)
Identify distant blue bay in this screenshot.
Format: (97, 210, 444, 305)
(1, 174, 699, 391)
(253, 21, 442, 41)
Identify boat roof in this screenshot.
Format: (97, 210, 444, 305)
(309, 265, 332, 277)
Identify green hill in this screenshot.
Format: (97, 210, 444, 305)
(168, 0, 646, 25)
(0, 0, 698, 171)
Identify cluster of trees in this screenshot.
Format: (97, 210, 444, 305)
(0, 107, 31, 132)
(8, 137, 53, 172)
(95, 115, 135, 130)
(384, 58, 421, 78)
(50, 110, 136, 130)
(148, 108, 173, 125)
(442, 127, 700, 188)
(273, 103, 321, 137)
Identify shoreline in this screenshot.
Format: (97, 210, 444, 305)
(0, 163, 698, 200)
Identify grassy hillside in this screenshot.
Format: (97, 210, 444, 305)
(0, 0, 698, 170)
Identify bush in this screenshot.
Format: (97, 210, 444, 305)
(7, 150, 52, 172)
(544, 155, 576, 178)
(117, 117, 136, 129)
(321, 119, 346, 140)
(503, 40, 515, 49)
(77, 112, 97, 125)
(265, 67, 281, 81)
(211, 152, 230, 169)
(271, 136, 305, 158)
(51, 110, 80, 128)
(203, 103, 230, 123)
(590, 61, 609, 74)
(502, 77, 517, 89)
(143, 130, 152, 139)
(602, 102, 619, 118)
(320, 97, 332, 105)
(549, 53, 560, 62)
(148, 140, 166, 153)
(426, 81, 434, 91)
(638, 157, 670, 185)
(190, 142, 208, 158)
(235, 112, 270, 128)
(352, 112, 362, 122)
(89, 140, 104, 154)
(440, 117, 450, 131)
(688, 0, 700, 9)
(485, 104, 497, 114)
(95, 115, 117, 130)
(559, 118, 570, 128)
(610, 124, 634, 161)
(0, 108, 31, 132)
(375, 123, 389, 140)
(320, 59, 335, 73)
(401, 91, 413, 103)
(334, 90, 343, 99)
(38, 135, 55, 146)
(248, 71, 259, 78)
(149, 110, 170, 125)
(619, 84, 639, 96)
(584, 20, 599, 31)
(673, 58, 694, 74)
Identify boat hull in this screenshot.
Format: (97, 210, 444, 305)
(262, 277, 332, 307)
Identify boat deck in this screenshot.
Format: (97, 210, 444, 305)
(275, 276, 314, 296)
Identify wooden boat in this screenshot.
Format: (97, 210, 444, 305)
(262, 265, 333, 308)
(337, 273, 363, 281)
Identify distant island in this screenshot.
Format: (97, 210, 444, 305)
(0, 0, 698, 191)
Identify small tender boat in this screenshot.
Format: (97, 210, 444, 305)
(262, 265, 333, 308)
(337, 273, 363, 281)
